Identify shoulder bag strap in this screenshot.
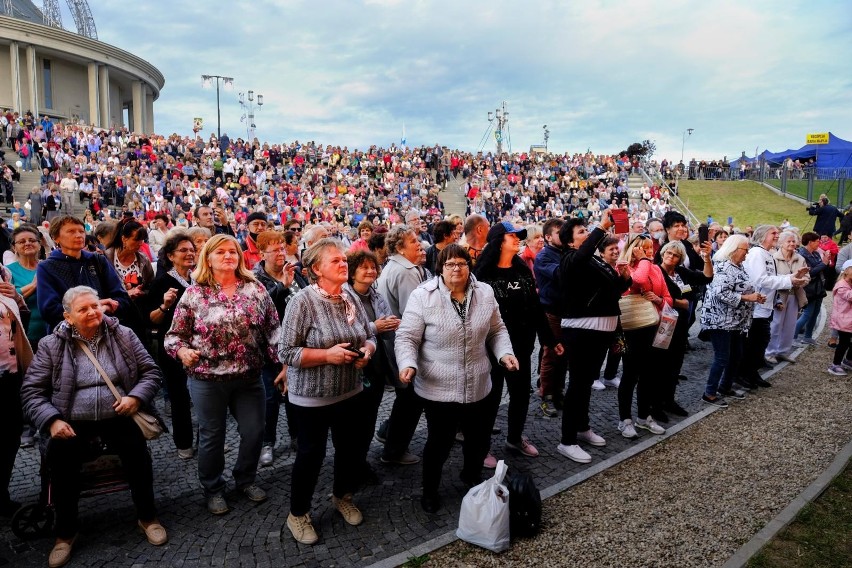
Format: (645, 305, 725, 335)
(76, 339, 122, 403)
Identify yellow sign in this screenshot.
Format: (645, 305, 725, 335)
(806, 132, 829, 145)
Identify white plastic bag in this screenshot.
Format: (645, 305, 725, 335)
(651, 303, 679, 349)
(456, 459, 511, 552)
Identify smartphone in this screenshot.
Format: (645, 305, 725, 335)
(344, 345, 365, 358)
(611, 208, 629, 234)
(698, 224, 710, 244)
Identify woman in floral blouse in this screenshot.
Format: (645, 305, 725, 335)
(164, 234, 282, 516)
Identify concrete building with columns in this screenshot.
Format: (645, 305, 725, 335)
(0, 2, 164, 133)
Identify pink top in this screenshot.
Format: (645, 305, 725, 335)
(831, 278, 852, 333)
(625, 258, 673, 312)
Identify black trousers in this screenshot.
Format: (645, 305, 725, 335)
(487, 347, 533, 445)
(357, 375, 386, 471)
(382, 385, 423, 460)
(420, 394, 491, 495)
(561, 328, 612, 444)
(0, 372, 22, 506)
(48, 417, 156, 538)
(742, 316, 772, 381)
(619, 326, 661, 421)
(159, 348, 193, 451)
(289, 394, 362, 517)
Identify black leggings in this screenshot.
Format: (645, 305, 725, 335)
(833, 331, 852, 365)
(487, 348, 533, 446)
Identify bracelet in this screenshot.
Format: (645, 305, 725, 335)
(158, 305, 167, 312)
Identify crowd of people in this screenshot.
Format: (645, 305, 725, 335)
(1, 113, 850, 565)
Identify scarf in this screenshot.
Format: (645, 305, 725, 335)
(311, 283, 356, 325)
(168, 268, 193, 289)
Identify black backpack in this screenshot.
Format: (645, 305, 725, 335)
(506, 472, 542, 538)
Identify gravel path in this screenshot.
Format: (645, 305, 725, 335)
(424, 319, 852, 567)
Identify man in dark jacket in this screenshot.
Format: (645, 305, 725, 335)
(533, 218, 565, 417)
(808, 196, 843, 237)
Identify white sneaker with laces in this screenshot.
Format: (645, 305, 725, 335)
(591, 379, 606, 391)
(556, 443, 591, 464)
(260, 445, 274, 467)
(618, 419, 638, 439)
(576, 429, 606, 447)
(602, 377, 621, 388)
(636, 416, 666, 435)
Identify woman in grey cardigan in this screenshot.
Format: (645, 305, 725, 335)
(395, 244, 517, 513)
(278, 239, 376, 545)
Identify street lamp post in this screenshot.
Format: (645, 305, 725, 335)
(681, 128, 694, 164)
(201, 74, 234, 139)
(543, 124, 550, 152)
(239, 89, 264, 142)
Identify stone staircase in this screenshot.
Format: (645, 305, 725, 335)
(441, 174, 468, 218)
(4, 148, 86, 219)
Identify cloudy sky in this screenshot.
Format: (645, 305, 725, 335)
(66, 0, 852, 161)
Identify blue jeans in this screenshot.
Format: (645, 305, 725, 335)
(189, 377, 264, 497)
(705, 330, 744, 397)
(795, 298, 821, 340)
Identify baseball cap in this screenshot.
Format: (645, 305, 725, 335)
(486, 221, 527, 243)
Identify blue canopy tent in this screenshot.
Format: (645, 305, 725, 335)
(761, 133, 852, 169)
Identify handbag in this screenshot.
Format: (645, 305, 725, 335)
(77, 340, 165, 440)
(618, 294, 660, 331)
(651, 303, 679, 349)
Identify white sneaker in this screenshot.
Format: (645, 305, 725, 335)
(576, 429, 606, 447)
(556, 443, 591, 464)
(259, 445, 274, 467)
(618, 419, 638, 439)
(591, 379, 606, 391)
(636, 416, 666, 435)
(602, 377, 621, 388)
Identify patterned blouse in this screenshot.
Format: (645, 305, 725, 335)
(164, 280, 281, 381)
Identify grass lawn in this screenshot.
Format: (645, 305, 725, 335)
(678, 180, 814, 231)
(747, 460, 852, 568)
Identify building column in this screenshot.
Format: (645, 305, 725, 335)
(98, 65, 110, 128)
(9, 42, 22, 112)
(26, 45, 38, 118)
(87, 62, 99, 127)
(145, 88, 154, 133)
(131, 81, 143, 134)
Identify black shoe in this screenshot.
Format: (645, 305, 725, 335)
(420, 493, 441, 514)
(734, 377, 756, 390)
(754, 378, 772, 388)
(651, 409, 670, 424)
(459, 471, 481, 489)
(663, 401, 689, 417)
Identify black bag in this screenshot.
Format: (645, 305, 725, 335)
(505, 472, 542, 538)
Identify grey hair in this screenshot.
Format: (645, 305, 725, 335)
(385, 224, 415, 254)
(659, 240, 688, 263)
(302, 225, 329, 247)
(524, 225, 543, 242)
(750, 225, 777, 247)
(715, 234, 748, 262)
(777, 230, 800, 248)
(62, 286, 100, 313)
(301, 238, 346, 284)
(185, 226, 212, 240)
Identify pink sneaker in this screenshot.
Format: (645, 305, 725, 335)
(483, 453, 498, 469)
(506, 437, 540, 457)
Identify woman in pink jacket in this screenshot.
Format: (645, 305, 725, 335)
(617, 234, 673, 439)
(828, 259, 852, 375)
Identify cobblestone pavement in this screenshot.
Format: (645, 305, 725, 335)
(1, 334, 717, 567)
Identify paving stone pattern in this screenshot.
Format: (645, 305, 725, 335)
(1, 335, 717, 567)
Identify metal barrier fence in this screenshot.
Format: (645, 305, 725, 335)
(639, 168, 701, 228)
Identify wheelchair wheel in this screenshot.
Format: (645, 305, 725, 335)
(11, 503, 54, 540)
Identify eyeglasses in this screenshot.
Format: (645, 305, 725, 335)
(737, 247, 750, 251)
(630, 233, 651, 244)
(174, 248, 195, 254)
(263, 248, 286, 255)
(289, 226, 302, 232)
(443, 262, 469, 270)
(14, 238, 39, 245)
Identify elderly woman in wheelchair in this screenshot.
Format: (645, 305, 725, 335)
(21, 286, 166, 568)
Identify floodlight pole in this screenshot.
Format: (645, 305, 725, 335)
(201, 74, 234, 139)
(681, 128, 694, 164)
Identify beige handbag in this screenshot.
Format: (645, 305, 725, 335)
(77, 340, 165, 440)
(618, 294, 660, 331)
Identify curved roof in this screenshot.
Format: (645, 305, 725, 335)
(5, 0, 43, 25)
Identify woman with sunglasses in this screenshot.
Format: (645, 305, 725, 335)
(617, 232, 673, 439)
